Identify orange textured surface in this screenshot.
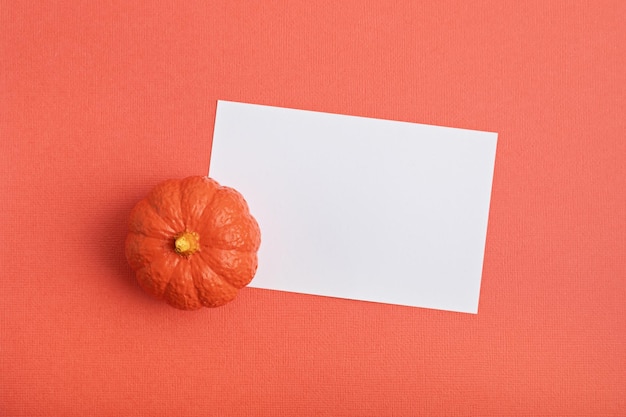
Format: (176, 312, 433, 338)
(1, 1, 625, 415)
(125, 176, 261, 310)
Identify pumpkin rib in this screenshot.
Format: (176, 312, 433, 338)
(200, 247, 258, 289)
(128, 199, 178, 240)
(128, 234, 182, 299)
(196, 249, 241, 291)
(196, 252, 251, 290)
(146, 179, 185, 232)
(125, 233, 171, 271)
(211, 215, 261, 251)
(134, 257, 182, 300)
(194, 185, 228, 238)
(196, 187, 260, 251)
(199, 187, 244, 229)
(163, 260, 203, 310)
(191, 255, 239, 307)
(179, 176, 220, 232)
(135, 265, 166, 299)
(196, 223, 258, 251)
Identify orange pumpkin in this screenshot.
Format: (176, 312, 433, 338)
(125, 176, 261, 310)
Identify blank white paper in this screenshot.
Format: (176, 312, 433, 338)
(210, 101, 497, 313)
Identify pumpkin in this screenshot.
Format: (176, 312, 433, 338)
(125, 176, 261, 310)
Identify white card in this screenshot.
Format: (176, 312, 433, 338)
(210, 101, 497, 313)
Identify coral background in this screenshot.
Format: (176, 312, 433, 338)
(1, 1, 624, 415)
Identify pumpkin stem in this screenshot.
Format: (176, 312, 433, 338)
(174, 231, 200, 256)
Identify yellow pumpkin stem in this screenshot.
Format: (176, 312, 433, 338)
(174, 231, 200, 256)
